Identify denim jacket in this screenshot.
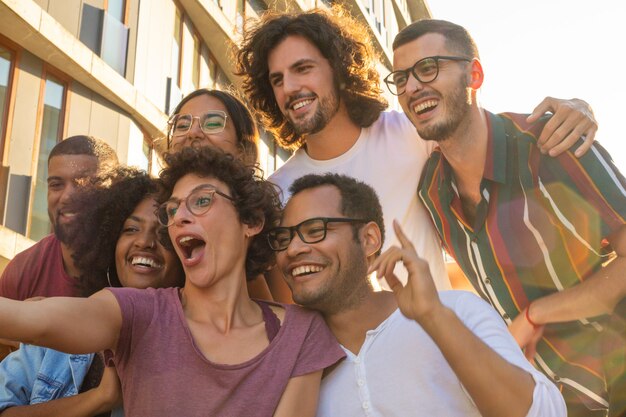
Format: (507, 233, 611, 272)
(0, 344, 124, 416)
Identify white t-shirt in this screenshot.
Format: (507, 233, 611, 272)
(269, 111, 450, 290)
(316, 291, 566, 417)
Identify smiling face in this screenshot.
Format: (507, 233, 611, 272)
(169, 94, 240, 156)
(393, 33, 472, 142)
(166, 174, 256, 289)
(268, 35, 340, 136)
(276, 185, 370, 314)
(115, 197, 182, 289)
(47, 154, 99, 243)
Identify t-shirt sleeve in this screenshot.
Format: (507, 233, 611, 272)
(106, 287, 156, 367)
(290, 309, 345, 378)
(0, 259, 21, 300)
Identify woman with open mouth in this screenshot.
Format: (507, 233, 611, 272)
(0, 167, 185, 416)
(0, 147, 345, 417)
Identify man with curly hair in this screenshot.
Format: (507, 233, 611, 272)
(236, 7, 598, 293)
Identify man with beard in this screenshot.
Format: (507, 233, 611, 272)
(271, 173, 566, 417)
(0, 136, 118, 301)
(390, 19, 626, 417)
(236, 7, 599, 298)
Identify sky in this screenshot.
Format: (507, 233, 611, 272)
(426, 0, 626, 171)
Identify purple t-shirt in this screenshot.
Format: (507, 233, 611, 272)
(107, 287, 345, 417)
(0, 234, 76, 300)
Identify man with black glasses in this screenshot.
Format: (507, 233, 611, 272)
(237, 7, 599, 298)
(270, 173, 566, 417)
(390, 19, 626, 417)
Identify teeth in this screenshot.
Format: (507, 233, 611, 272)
(179, 236, 194, 246)
(131, 256, 162, 268)
(291, 265, 323, 277)
(413, 100, 437, 114)
(292, 99, 313, 110)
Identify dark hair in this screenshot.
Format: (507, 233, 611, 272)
(167, 89, 259, 165)
(48, 135, 119, 168)
(393, 19, 479, 60)
(288, 173, 385, 255)
(67, 167, 184, 296)
(237, 6, 387, 151)
(158, 146, 281, 280)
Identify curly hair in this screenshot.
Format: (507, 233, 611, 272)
(166, 89, 259, 165)
(66, 167, 184, 296)
(288, 173, 385, 256)
(157, 146, 281, 280)
(236, 6, 388, 151)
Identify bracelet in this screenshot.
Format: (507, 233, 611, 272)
(525, 304, 540, 329)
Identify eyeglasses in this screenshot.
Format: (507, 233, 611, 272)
(267, 217, 367, 251)
(384, 55, 472, 96)
(156, 185, 234, 227)
(167, 111, 228, 147)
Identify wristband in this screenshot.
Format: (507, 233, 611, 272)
(525, 304, 540, 329)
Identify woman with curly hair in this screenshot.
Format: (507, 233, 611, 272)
(0, 147, 345, 417)
(0, 167, 184, 417)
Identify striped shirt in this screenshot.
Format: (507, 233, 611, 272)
(419, 111, 626, 409)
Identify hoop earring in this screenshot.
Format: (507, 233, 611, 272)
(107, 267, 113, 287)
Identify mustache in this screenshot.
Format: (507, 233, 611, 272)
(284, 93, 316, 111)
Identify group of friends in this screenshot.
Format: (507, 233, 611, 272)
(0, 7, 623, 417)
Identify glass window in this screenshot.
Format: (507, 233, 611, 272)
(30, 75, 66, 241)
(192, 32, 200, 89)
(107, 0, 126, 23)
(172, 7, 183, 87)
(0, 46, 14, 160)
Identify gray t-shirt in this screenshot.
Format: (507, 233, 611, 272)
(108, 287, 344, 416)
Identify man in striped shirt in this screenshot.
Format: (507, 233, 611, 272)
(388, 18, 625, 417)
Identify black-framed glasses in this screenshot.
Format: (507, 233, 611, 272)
(384, 55, 472, 96)
(156, 185, 234, 227)
(267, 217, 368, 251)
(167, 111, 228, 148)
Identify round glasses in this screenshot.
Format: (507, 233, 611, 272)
(156, 185, 234, 227)
(267, 217, 367, 251)
(167, 111, 228, 147)
(384, 55, 471, 96)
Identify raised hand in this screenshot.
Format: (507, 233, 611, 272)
(368, 220, 443, 323)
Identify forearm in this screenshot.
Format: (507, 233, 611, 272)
(0, 293, 120, 354)
(530, 256, 626, 325)
(0, 388, 114, 417)
(420, 306, 535, 417)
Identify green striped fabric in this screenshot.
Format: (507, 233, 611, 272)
(419, 111, 626, 409)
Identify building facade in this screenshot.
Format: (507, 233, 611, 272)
(0, 0, 430, 268)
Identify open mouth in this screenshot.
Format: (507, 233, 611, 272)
(291, 265, 324, 278)
(291, 98, 314, 111)
(177, 235, 206, 260)
(412, 99, 438, 116)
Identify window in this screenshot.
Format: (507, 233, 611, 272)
(106, 0, 127, 23)
(0, 45, 15, 163)
(30, 75, 67, 241)
(172, 6, 183, 88)
(192, 32, 201, 89)
(79, 3, 129, 76)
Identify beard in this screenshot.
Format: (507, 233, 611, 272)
(53, 219, 72, 244)
(291, 239, 370, 315)
(287, 88, 340, 136)
(416, 76, 471, 142)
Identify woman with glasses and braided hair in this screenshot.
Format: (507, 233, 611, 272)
(0, 146, 344, 417)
